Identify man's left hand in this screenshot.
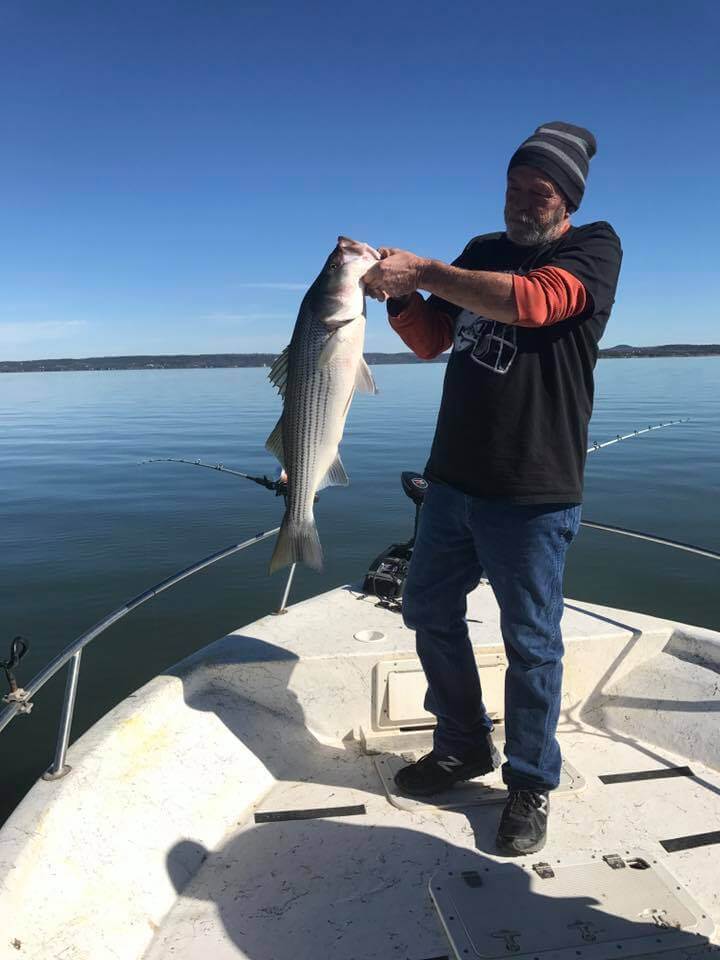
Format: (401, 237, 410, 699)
(363, 249, 428, 301)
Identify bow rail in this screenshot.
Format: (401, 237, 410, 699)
(0, 527, 288, 781)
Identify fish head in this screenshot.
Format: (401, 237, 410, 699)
(312, 237, 381, 326)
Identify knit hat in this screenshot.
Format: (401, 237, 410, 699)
(508, 121, 597, 211)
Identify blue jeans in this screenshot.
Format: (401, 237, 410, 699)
(402, 481, 581, 791)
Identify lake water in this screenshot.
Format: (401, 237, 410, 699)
(1, 359, 718, 824)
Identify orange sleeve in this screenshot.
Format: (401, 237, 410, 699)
(387, 292, 454, 360)
(512, 266, 588, 328)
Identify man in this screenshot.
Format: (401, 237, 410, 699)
(362, 121, 622, 855)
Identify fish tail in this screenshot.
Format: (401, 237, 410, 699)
(269, 513, 323, 574)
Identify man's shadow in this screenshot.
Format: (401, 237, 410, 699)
(175, 631, 387, 798)
(157, 822, 704, 960)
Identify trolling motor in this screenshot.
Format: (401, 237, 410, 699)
(363, 471, 428, 607)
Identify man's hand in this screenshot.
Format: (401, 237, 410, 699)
(363, 247, 429, 302)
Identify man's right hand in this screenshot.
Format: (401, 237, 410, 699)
(379, 249, 414, 312)
(377, 249, 413, 309)
(362, 247, 429, 304)
(364, 246, 396, 301)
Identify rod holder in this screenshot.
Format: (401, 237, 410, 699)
(276, 564, 297, 615)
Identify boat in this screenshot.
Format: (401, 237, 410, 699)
(1, 428, 718, 960)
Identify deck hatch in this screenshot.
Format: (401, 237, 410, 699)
(599, 766, 694, 785)
(430, 854, 714, 960)
(373, 653, 506, 731)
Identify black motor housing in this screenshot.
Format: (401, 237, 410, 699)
(363, 541, 412, 604)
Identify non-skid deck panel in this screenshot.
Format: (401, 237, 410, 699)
(599, 766, 695, 785)
(375, 753, 585, 811)
(661, 831, 720, 853)
(254, 803, 366, 823)
(430, 854, 715, 960)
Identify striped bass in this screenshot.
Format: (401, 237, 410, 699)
(266, 236, 380, 573)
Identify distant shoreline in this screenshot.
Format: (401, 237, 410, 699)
(1, 345, 719, 374)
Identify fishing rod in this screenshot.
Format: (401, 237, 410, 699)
(579, 520, 720, 561)
(586, 418, 690, 454)
(141, 458, 287, 495)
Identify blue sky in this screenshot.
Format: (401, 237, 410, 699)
(1, 0, 718, 361)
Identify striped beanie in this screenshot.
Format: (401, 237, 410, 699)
(508, 121, 597, 212)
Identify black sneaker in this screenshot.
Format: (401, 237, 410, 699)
(394, 737, 502, 797)
(496, 789, 549, 855)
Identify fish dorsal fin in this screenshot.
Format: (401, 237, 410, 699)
(268, 345, 290, 397)
(265, 416, 285, 468)
(317, 451, 349, 491)
(355, 357, 378, 395)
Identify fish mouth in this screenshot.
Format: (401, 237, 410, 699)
(337, 236, 381, 262)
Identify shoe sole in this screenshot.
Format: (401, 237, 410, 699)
(495, 833, 547, 856)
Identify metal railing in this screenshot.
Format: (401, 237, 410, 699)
(0, 527, 297, 781)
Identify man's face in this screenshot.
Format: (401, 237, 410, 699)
(504, 165, 569, 246)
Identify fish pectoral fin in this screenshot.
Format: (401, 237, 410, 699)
(318, 331, 343, 369)
(322, 316, 355, 330)
(342, 386, 355, 417)
(268, 345, 290, 397)
(317, 451, 349, 490)
(265, 416, 285, 467)
(355, 357, 378, 395)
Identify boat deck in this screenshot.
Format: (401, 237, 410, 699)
(2, 583, 719, 960)
(142, 723, 720, 960)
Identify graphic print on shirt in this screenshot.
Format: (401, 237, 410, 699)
(453, 309, 518, 375)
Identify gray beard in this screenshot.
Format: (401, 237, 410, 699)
(505, 211, 566, 247)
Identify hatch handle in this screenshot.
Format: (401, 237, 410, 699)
(602, 853, 626, 870)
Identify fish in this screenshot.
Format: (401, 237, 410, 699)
(265, 236, 380, 573)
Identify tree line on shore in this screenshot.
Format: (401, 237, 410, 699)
(2, 344, 719, 374)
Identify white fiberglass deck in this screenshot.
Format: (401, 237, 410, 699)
(1, 583, 719, 960)
(143, 729, 720, 960)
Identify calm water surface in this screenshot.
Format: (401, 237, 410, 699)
(1, 359, 718, 823)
